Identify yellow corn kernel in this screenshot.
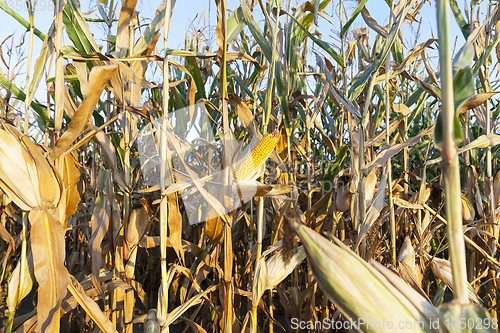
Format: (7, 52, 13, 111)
(234, 130, 279, 181)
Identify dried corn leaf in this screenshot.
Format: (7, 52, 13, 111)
(125, 205, 149, 279)
(364, 125, 433, 175)
(59, 152, 81, 227)
(426, 133, 500, 166)
(357, 165, 388, 248)
(0, 121, 61, 210)
(67, 275, 118, 333)
(50, 64, 119, 162)
(252, 257, 268, 307)
(167, 191, 184, 265)
(29, 208, 69, 332)
(0, 220, 15, 250)
(165, 285, 217, 326)
(93, 131, 127, 189)
(115, 0, 138, 57)
(393, 103, 412, 116)
(89, 170, 111, 297)
(457, 92, 498, 115)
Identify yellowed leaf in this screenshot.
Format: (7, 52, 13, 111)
(29, 208, 69, 332)
(205, 208, 224, 244)
(50, 64, 119, 162)
(59, 152, 80, 226)
(115, 0, 138, 57)
(89, 170, 111, 297)
(457, 92, 498, 115)
(167, 192, 184, 265)
(393, 103, 412, 116)
(67, 275, 118, 333)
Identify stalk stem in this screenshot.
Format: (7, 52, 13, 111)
(385, 1, 396, 265)
(436, 0, 468, 304)
(160, 0, 172, 322)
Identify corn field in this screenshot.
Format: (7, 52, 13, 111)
(1, 0, 500, 332)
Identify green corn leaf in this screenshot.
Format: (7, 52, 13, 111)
(341, 0, 368, 37)
(284, 11, 343, 67)
(0, 71, 49, 127)
(449, 0, 469, 39)
(453, 67, 474, 113)
(349, 0, 410, 100)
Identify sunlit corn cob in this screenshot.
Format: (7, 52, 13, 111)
(398, 236, 415, 270)
(0, 121, 61, 210)
(0, 120, 67, 333)
(292, 219, 448, 332)
(7, 251, 34, 313)
(426, 254, 482, 304)
(252, 246, 306, 307)
(144, 309, 160, 333)
(266, 246, 306, 288)
(234, 130, 279, 181)
(461, 193, 475, 222)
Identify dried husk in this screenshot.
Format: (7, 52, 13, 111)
(0, 121, 61, 210)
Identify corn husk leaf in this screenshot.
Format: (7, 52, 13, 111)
(252, 257, 268, 307)
(427, 255, 482, 304)
(439, 303, 495, 333)
(144, 309, 160, 333)
(0, 121, 61, 210)
(125, 204, 149, 279)
(294, 221, 447, 332)
(266, 246, 306, 289)
(398, 236, 416, 270)
(7, 250, 34, 313)
(29, 208, 69, 332)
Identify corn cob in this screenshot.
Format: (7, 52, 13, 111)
(233, 130, 279, 181)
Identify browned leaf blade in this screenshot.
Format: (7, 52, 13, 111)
(89, 170, 111, 297)
(59, 152, 81, 227)
(115, 0, 138, 57)
(125, 204, 149, 279)
(167, 192, 184, 265)
(50, 64, 119, 162)
(29, 208, 69, 332)
(67, 275, 118, 333)
(457, 92, 498, 115)
(364, 125, 434, 175)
